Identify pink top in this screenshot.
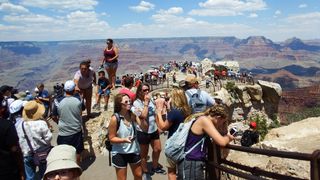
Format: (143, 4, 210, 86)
(119, 88, 136, 102)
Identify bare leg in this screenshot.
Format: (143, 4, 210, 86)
(150, 139, 161, 169)
(115, 167, 127, 180)
(130, 162, 142, 180)
(139, 144, 149, 173)
(168, 167, 177, 180)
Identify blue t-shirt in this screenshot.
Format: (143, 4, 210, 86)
(98, 77, 110, 90)
(167, 108, 185, 138)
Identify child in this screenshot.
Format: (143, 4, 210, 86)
(93, 70, 112, 111)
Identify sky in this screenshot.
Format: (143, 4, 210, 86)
(0, 0, 319, 42)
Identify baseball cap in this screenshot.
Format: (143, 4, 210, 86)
(64, 80, 76, 92)
(250, 121, 257, 129)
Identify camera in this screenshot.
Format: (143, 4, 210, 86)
(53, 83, 64, 98)
(229, 127, 238, 136)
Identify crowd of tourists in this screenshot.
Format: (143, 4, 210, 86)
(0, 38, 258, 180)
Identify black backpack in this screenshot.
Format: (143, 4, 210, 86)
(186, 89, 207, 113)
(241, 130, 259, 147)
(105, 113, 122, 151)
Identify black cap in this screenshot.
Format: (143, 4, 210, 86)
(0, 85, 13, 95)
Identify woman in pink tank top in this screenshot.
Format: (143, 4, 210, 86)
(101, 39, 119, 89)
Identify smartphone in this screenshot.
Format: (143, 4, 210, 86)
(229, 127, 238, 136)
(129, 135, 136, 141)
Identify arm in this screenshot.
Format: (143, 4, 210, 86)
(201, 117, 233, 147)
(108, 115, 131, 143)
(134, 114, 148, 132)
(139, 95, 150, 120)
(73, 78, 81, 92)
(155, 110, 172, 131)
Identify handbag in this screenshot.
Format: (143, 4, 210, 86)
(22, 122, 52, 166)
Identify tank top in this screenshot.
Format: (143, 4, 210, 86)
(111, 117, 140, 154)
(104, 47, 117, 62)
(185, 123, 207, 161)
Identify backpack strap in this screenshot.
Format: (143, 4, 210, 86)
(22, 122, 35, 154)
(114, 113, 122, 131)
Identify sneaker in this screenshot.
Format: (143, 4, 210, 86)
(152, 166, 166, 175)
(92, 104, 100, 110)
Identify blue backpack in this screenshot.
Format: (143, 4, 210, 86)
(164, 118, 206, 163)
(186, 89, 207, 113)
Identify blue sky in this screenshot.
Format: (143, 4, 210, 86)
(0, 0, 319, 41)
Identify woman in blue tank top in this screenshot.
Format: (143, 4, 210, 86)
(108, 94, 148, 180)
(177, 104, 235, 180)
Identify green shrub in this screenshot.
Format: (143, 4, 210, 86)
(225, 81, 236, 92)
(285, 106, 320, 124)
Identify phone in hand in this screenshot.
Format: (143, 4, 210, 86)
(129, 135, 136, 142)
(229, 127, 238, 136)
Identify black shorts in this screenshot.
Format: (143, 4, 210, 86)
(57, 131, 84, 154)
(111, 153, 141, 168)
(137, 130, 160, 145)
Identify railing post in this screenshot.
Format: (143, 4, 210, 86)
(207, 141, 221, 180)
(311, 150, 320, 180)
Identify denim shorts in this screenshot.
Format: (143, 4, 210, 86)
(104, 61, 118, 69)
(98, 89, 111, 96)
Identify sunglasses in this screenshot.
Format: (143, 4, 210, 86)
(142, 89, 149, 92)
(122, 100, 131, 105)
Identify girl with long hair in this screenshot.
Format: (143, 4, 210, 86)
(177, 104, 234, 180)
(109, 93, 148, 180)
(155, 88, 191, 180)
(132, 83, 165, 176)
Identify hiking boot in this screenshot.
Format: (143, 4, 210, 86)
(92, 104, 100, 110)
(152, 166, 166, 175)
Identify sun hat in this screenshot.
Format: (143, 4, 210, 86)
(250, 121, 257, 129)
(185, 74, 200, 84)
(22, 100, 45, 121)
(64, 80, 76, 92)
(9, 100, 27, 114)
(15, 91, 27, 100)
(44, 145, 82, 179)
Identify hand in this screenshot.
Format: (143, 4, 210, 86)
(144, 94, 151, 103)
(155, 97, 165, 110)
(123, 137, 132, 143)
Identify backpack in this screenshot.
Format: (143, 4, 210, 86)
(105, 113, 122, 151)
(186, 89, 207, 113)
(240, 130, 253, 147)
(164, 118, 206, 163)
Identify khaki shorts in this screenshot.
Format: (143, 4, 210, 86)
(166, 156, 176, 169)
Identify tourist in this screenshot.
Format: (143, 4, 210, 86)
(54, 80, 83, 165)
(74, 60, 96, 118)
(240, 121, 259, 147)
(155, 88, 191, 180)
(16, 100, 52, 179)
(177, 104, 234, 180)
(93, 70, 112, 111)
(35, 83, 50, 118)
(119, 76, 136, 102)
(101, 38, 119, 89)
(0, 95, 25, 180)
(184, 74, 215, 113)
(109, 93, 148, 180)
(44, 145, 82, 180)
(132, 83, 166, 175)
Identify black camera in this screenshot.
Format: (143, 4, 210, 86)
(53, 83, 64, 98)
(229, 127, 238, 136)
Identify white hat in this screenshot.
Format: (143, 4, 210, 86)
(7, 98, 15, 107)
(34, 87, 39, 92)
(9, 100, 27, 114)
(44, 145, 82, 179)
(64, 80, 76, 92)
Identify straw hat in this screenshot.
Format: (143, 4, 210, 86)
(185, 74, 200, 84)
(44, 145, 82, 179)
(22, 100, 45, 121)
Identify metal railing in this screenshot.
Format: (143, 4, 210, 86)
(207, 143, 320, 180)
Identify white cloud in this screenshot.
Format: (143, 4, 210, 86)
(129, 1, 155, 13)
(299, 4, 307, 8)
(189, 0, 267, 16)
(3, 14, 56, 24)
(273, 10, 281, 18)
(248, 13, 258, 18)
(0, 2, 29, 13)
(20, 0, 98, 10)
(285, 12, 320, 25)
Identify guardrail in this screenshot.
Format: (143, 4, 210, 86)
(207, 143, 320, 180)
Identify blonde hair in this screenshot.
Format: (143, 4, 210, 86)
(184, 104, 228, 123)
(170, 88, 191, 118)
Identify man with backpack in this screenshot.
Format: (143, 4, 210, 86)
(184, 75, 215, 113)
(240, 121, 259, 147)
